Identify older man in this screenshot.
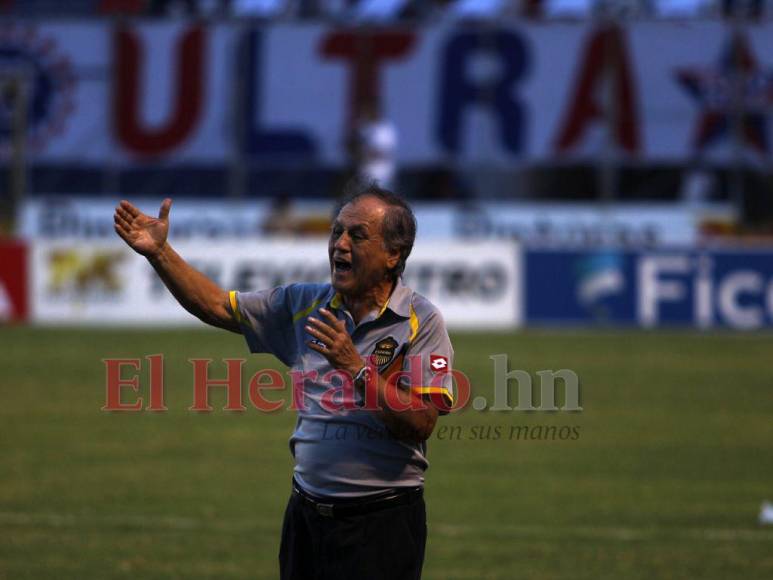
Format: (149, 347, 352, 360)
(114, 185, 454, 580)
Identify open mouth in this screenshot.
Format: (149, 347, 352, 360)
(333, 258, 352, 273)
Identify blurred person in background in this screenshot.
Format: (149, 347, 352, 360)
(350, 100, 398, 190)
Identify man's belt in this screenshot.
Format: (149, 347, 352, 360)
(292, 479, 423, 519)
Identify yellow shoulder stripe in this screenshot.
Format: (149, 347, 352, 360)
(408, 303, 419, 343)
(229, 291, 243, 324)
(293, 298, 322, 323)
(412, 386, 454, 405)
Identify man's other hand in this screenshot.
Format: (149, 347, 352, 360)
(305, 308, 364, 377)
(114, 198, 172, 258)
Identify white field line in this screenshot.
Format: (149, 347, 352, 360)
(0, 512, 275, 533)
(433, 523, 773, 542)
(1, 512, 772, 542)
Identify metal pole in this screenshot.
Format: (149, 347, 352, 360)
(2, 74, 28, 235)
(600, 19, 618, 205)
(229, 22, 247, 199)
(729, 16, 746, 215)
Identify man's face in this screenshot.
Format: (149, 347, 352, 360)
(328, 196, 400, 296)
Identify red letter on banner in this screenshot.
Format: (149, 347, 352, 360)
(553, 25, 640, 154)
(320, 31, 415, 127)
(113, 25, 205, 156)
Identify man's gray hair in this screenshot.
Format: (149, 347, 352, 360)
(334, 180, 417, 280)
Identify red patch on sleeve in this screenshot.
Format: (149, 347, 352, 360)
(429, 354, 449, 373)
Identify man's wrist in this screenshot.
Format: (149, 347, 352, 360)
(146, 242, 169, 263)
(348, 359, 367, 378)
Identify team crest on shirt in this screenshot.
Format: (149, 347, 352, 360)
(371, 337, 398, 368)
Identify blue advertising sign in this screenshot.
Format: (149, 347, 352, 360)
(526, 249, 773, 329)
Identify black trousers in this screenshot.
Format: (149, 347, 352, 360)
(279, 486, 427, 580)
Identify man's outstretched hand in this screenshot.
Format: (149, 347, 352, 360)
(114, 198, 172, 258)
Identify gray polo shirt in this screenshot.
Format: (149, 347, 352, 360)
(229, 278, 454, 498)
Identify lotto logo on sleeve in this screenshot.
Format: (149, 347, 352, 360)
(430, 354, 449, 372)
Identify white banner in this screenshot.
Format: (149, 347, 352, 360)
(19, 197, 734, 247)
(6, 22, 773, 165)
(30, 240, 521, 329)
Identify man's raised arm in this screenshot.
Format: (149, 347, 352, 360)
(113, 198, 240, 333)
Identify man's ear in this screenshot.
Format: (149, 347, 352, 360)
(386, 249, 400, 271)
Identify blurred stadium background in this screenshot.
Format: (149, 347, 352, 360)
(2, 1, 773, 578)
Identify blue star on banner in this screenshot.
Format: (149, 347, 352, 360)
(676, 32, 773, 154)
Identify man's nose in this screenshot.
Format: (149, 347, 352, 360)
(334, 233, 351, 251)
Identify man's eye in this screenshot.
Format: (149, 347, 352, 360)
(332, 227, 342, 237)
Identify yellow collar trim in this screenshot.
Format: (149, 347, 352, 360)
(378, 298, 390, 318)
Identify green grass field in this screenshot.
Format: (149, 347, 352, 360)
(2, 327, 773, 579)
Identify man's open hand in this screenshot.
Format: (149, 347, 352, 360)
(114, 198, 172, 258)
(305, 308, 364, 377)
